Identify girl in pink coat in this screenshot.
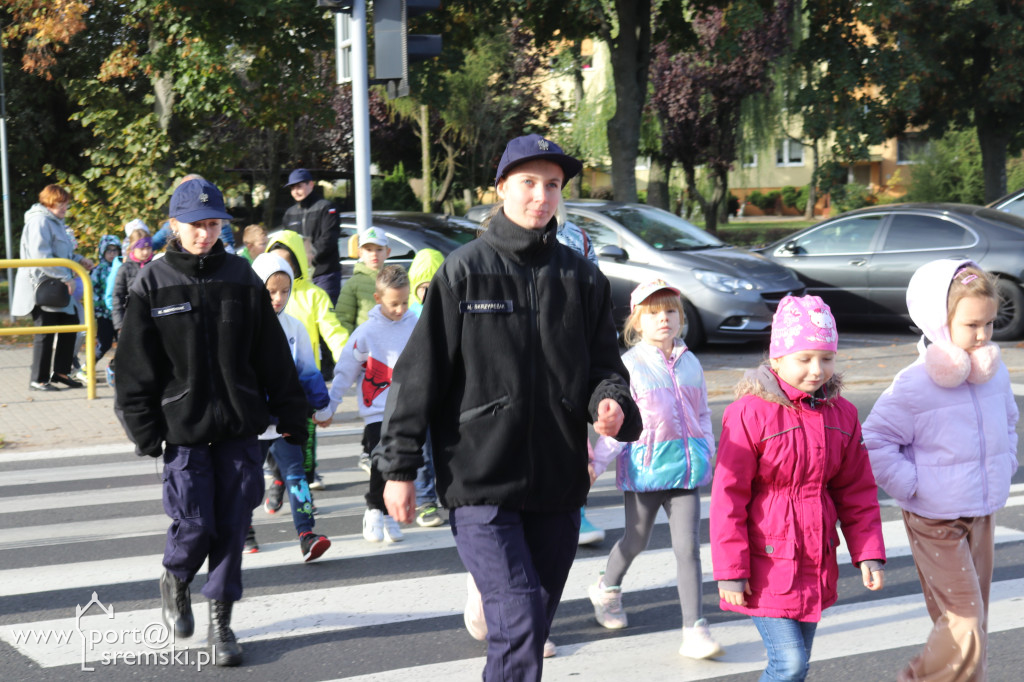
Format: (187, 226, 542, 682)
(710, 295, 885, 681)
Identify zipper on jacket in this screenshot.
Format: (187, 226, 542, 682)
(969, 384, 989, 507)
(197, 264, 225, 427)
(665, 349, 692, 486)
(524, 265, 539, 503)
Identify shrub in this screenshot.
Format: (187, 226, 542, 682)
(371, 163, 420, 211)
(780, 185, 809, 213)
(727, 192, 740, 216)
(832, 183, 874, 213)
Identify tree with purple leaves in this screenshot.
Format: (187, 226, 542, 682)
(650, 1, 794, 235)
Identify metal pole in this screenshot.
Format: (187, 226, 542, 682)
(0, 28, 15, 322)
(348, 0, 372, 236)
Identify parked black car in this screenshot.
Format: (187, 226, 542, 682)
(465, 200, 805, 348)
(758, 203, 1024, 340)
(337, 211, 479, 282)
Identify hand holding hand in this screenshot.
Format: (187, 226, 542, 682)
(594, 398, 624, 437)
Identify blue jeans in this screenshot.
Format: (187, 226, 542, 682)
(451, 506, 580, 682)
(414, 431, 437, 506)
(261, 439, 315, 536)
(751, 617, 818, 682)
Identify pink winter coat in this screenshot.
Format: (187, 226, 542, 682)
(710, 366, 885, 622)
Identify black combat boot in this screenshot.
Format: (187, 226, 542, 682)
(159, 570, 194, 638)
(209, 599, 243, 666)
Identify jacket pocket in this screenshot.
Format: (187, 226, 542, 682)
(160, 389, 189, 407)
(459, 395, 511, 425)
(749, 535, 799, 596)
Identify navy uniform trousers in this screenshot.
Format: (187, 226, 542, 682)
(161, 437, 264, 602)
(451, 505, 580, 682)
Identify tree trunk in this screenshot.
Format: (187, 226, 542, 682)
(604, 0, 652, 203)
(717, 172, 730, 225)
(977, 122, 1009, 203)
(682, 163, 712, 235)
(433, 137, 457, 210)
(805, 139, 819, 219)
(420, 104, 432, 212)
(149, 32, 174, 136)
(646, 154, 670, 209)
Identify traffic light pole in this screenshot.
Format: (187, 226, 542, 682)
(341, 0, 372, 236)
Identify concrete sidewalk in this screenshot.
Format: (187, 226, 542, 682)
(0, 344, 364, 453)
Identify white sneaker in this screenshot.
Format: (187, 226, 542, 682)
(464, 574, 487, 640)
(362, 508, 384, 542)
(543, 638, 557, 658)
(679, 618, 724, 659)
(309, 473, 326, 490)
(382, 514, 404, 543)
(588, 578, 627, 629)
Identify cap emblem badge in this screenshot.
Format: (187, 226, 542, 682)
(537, 139, 549, 151)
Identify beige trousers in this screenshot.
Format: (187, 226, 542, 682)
(899, 511, 994, 682)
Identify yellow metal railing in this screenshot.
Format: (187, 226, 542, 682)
(0, 258, 96, 399)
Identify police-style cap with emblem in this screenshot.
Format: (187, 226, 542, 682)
(169, 178, 234, 223)
(494, 133, 583, 185)
(359, 227, 388, 248)
(284, 168, 314, 188)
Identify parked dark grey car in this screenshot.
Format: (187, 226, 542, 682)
(989, 187, 1024, 220)
(465, 200, 805, 348)
(758, 203, 1024, 340)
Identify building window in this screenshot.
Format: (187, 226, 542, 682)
(897, 134, 930, 164)
(776, 139, 804, 167)
(742, 152, 758, 168)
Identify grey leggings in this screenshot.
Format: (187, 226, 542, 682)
(603, 488, 703, 627)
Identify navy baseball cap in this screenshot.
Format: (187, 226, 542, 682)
(168, 179, 234, 223)
(494, 134, 583, 186)
(285, 168, 314, 187)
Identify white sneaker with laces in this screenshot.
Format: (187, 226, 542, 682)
(309, 473, 326, 491)
(382, 514, 404, 543)
(362, 508, 384, 542)
(464, 574, 487, 641)
(679, 618, 724, 659)
(588, 578, 627, 629)
(543, 638, 557, 658)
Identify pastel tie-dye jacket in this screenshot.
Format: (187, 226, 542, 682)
(592, 340, 715, 491)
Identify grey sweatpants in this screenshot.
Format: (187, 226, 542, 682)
(603, 488, 703, 627)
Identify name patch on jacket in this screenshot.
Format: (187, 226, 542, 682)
(152, 302, 193, 317)
(460, 300, 513, 314)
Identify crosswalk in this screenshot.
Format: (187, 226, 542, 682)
(1, 434, 1023, 681)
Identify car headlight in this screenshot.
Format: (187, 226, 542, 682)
(693, 269, 759, 294)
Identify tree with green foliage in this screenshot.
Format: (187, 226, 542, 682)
(862, 0, 1024, 202)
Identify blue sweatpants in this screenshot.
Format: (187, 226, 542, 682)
(161, 437, 264, 602)
(450, 505, 580, 682)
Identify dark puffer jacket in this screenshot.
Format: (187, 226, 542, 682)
(115, 241, 309, 456)
(375, 209, 642, 511)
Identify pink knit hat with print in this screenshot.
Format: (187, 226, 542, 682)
(769, 295, 839, 358)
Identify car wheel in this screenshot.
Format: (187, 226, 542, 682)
(681, 299, 705, 349)
(993, 277, 1024, 341)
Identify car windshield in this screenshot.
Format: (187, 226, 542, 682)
(596, 205, 724, 251)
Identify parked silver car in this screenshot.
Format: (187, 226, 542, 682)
(465, 200, 805, 347)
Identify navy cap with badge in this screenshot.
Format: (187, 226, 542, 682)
(284, 168, 314, 188)
(169, 178, 234, 223)
(494, 134, 583, 185)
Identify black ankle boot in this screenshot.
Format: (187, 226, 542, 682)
(159, 570, 194, 638)
(209, 599, 243, 667)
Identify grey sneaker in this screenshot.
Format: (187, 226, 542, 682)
(416, 504, 444, 527)
(358, 452, 372, 475)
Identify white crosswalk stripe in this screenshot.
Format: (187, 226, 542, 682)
(1, 437, 1022, 680)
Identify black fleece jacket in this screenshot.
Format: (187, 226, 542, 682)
(282, 188, 340, 279)
(375, 209, 642, 511)
(115, 242, 309, 456)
